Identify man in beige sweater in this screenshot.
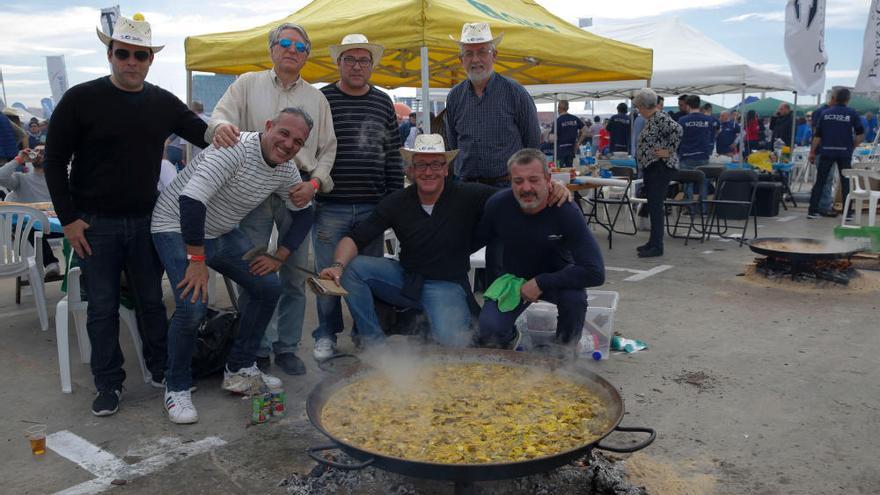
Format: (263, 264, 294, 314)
(207, 22, 337, 376)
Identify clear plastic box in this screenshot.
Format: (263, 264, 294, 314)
(581, 290, 619, 360)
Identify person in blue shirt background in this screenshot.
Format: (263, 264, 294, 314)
(606, 103, 631, 154)
(808, 87, 865, 219)
(861, 111, 877, 143)
(554, 99, 585, 167)
(715, 111, 740, 156)
(795, 116, 812, 146)
(677, 95, 715, 208)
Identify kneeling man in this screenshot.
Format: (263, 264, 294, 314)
(151, 108, 314, 424)
(476, 148, 605, 349)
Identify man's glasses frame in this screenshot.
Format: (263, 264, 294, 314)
(341, 56, 373, 68)
(412, 161, 446, 171)
(113, 48, 150, 62)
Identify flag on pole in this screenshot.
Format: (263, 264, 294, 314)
(784, 0, 828, 95)
(855, 0, 880, 92)
(46, 55, 69, 104)
(100, 5, 121, 36)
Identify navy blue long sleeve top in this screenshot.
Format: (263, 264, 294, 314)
(475, 189, 605, 291)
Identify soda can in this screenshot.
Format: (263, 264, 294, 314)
(270, 392, 286, 417)
(251, 394, 269, 424)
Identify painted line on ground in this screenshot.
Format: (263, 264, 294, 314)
(605, 265, 673, 281)
(777, 214, 799, 222)
(48, 431, 226, 495)
(701, 250, 714, 254)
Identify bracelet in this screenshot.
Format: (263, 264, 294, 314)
(187, 253, 206, 262)
(330, 261, 344, 269)
(15, 155, 24, 165)
(309, 178, 320, 191)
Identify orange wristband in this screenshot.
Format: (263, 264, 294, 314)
(187, 254, 206, 262)
(309, 178, 320, 191)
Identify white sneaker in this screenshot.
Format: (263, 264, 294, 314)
(222, 364, 283, 394)
(164, 390, 198, 424)
(313, 338, 336, 361)
(151, 378, 197, 392)
(45, 262, 61, 277)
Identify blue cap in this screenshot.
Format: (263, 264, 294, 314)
(592, 351, 602, 360)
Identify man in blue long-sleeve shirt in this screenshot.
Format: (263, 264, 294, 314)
(475, 148, 605, 349)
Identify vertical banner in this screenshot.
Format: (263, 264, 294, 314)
(100, 5, 121, 36)
(855, 0, 880, 92)
(784, 0, 827, 94)
(41, 98, 55, 120)
(46, 55, 70, 104)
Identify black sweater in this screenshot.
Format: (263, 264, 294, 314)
(45, 76, 208, 226)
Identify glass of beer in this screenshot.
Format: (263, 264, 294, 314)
(25, 424, 47, 455)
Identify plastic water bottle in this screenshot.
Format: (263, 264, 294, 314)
(514, 313, 531, 352)
(578, 332, 603, 360)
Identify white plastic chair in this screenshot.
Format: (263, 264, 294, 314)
(468, 247, 486, 290)
(841, 169, 880, 228)
(384, 229, 400, 260)
(0, 205, 49, 331)
(54, 266, 150, 393)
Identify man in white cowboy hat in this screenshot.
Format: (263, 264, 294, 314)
(311, 34, 404, 360)
(208, 22, 337, 376)
(318, 135, 571, 348)
(44, 13, 209, 417)
(444, 22, 540, 186)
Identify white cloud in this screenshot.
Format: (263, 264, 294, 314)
(724, 12, 784, 23)
(74, 66, 110, 75)
(826, 69, 859, 78)
(537, 0, 744, 21)
(2, 79, 49, 87)
(0, 64, 41, 75)
(722, 0, 870, 28)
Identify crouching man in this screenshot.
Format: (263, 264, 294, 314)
(151, 107, 314, 424)
(476, 148, 605, 349)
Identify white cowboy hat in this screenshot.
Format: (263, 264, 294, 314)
(449, 22, 503, 46)
(400, 134, 459, 163)
(96, 13, 164, 52)
(329, 34, 384, 69)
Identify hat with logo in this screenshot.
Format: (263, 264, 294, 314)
(96, 13, 164, 52)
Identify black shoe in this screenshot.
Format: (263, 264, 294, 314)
(92, 388, 121, 417)
(820, 211, 839, 218)
(256, 356, 271, 373)
(638, 247, 664, 258)
(806, 212, 820, 219)
(636, 243, 651, 252)
(274, 353, 306, 375)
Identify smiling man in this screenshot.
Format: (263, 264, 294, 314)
(150, 107, 315, 424)
(208, 22, 336, 376)
(44, 13, 208, 418)
(475, 148, 605, 350)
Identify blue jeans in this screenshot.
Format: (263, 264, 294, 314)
(153, 229, 281, 392)
(819, 161, 836, 212)
(78, 213, 168, 392)
(809, 156, 851, 215)
(341, 256, 472, 347)
(478, 288, 587, 346)
(238, 195, 310, 357)
(679, 158, 709, 213)
(311, 201, 382, 342)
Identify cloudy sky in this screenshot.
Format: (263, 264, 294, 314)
(0, 0, 872, 111)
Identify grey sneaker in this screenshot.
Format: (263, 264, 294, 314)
(222, 364, 283, 394)
(313, 338, 336, 361)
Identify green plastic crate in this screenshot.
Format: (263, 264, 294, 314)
(834, 226, 880, 252)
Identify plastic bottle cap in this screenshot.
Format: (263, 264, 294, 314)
(592, 351, 602, 361)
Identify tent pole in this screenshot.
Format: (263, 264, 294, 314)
(553, 93, 558, 165)
(186, 70, 193, 163)
(420, 46, 431, 134)
(790, 91, 798, 149)
(739, 84, 746, 162)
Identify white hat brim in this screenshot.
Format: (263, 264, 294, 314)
(400, 148, 459, 163)
(96, 27, 165, 52)
(328, 43, 384, 69)
(449, 32, 503, 47)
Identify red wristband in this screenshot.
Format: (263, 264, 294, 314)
(187, 254, 206, 262)
(15, 155, 24, 165)
(309, 178, 320, 191)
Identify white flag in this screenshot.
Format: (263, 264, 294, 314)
(855, 0, 880, 91)
(100, 5, 121, 36)
(46, 55, 69, 104)
(784, 0, 828, 95)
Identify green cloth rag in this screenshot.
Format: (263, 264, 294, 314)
(483, 274, 527, 312)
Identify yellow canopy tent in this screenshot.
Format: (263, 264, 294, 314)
(186, 0, 652, 86)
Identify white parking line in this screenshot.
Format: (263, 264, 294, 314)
(48, 431, 226, 495)
(605, 265, 673, 281)
(777, 214, 798, 222)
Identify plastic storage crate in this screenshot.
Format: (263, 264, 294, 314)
(518, 290, 619, 360)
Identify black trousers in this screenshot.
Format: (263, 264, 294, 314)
(809, 155, 852, 214)
(643, 163, 674, 249)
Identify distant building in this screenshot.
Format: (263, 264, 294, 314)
(192, 74, 236, 115)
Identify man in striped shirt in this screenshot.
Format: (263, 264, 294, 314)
(151, 108, 314, 424)
(312, 34, 404, 360)
(208, 22, 336, 376)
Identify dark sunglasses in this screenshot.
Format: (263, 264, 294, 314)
(276, 38, 309, 53)
(113, 48, 150, 62)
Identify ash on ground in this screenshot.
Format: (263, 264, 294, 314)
(283, 451, 646, 495)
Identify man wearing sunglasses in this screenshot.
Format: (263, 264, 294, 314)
(310, 34, 404, 361)
(208, 22, 336, 376)
(44, 14, 208, 417)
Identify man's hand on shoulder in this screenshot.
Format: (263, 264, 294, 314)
(549, 180, 573, 207)
(213, 123, 240, 148)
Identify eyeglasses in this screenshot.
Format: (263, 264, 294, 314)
(413, 161, 446, 171)
(461, 48, 494, 60)
(341, 56, 373, 68)
(113, 48, 150, 62)
(276, 38, 309, 53)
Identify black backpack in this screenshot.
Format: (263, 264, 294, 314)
(191, 308, 239, 378)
